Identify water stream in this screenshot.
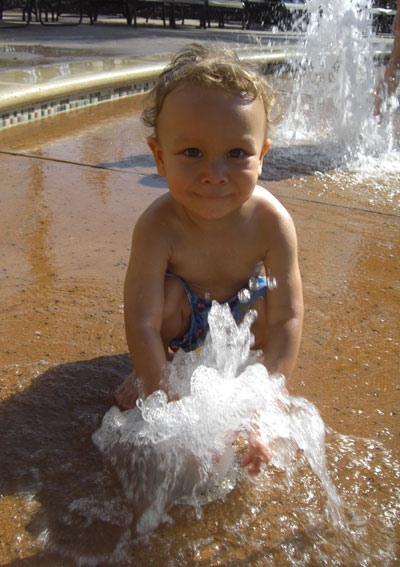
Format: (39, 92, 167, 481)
(92, 303, 343, 549)
(275, 0, 399, 201)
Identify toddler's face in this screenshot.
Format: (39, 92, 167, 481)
(148, 83, 270, 222)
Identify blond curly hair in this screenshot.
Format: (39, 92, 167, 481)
(142, 43, 276, 137)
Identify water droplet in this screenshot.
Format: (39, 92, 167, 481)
(238, 288, 251, 303)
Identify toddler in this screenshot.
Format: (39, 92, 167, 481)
(116, 43, 303, 474)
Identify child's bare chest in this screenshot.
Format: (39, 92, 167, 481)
(168, 225, 266, 300)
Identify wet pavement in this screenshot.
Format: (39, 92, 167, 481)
(0, 18, 399, 567)
(0, 18, 304, 64)
(0, 18, 311, 132)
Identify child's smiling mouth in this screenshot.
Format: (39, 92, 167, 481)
(194, 190, 232, 200)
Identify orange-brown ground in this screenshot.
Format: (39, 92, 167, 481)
(0, 96, 399, 566)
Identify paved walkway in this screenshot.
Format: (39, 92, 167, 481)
(0, 17, 303, 63)
(0, 11, 393, 62)
(0, 16, 311, 128)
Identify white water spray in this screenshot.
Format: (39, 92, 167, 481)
(93, 302, 343, 537)
(278, 0, 399, 169)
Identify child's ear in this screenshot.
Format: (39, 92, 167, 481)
(258, 140, 271, 175)
(147, 137, 166, 176)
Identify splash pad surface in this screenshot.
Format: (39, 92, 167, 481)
(0, 85, 399, 565)
(1, 4, 400, 560)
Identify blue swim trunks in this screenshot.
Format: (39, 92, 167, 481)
(168, 273, 267, 353)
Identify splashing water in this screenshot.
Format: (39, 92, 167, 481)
(277, 0, 400, 172)
(93, 302, 343, 540)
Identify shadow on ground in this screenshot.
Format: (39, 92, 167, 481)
(95, 141, 345, 184)
(0, 354, 134, 566)
(261, 143, 347, 181)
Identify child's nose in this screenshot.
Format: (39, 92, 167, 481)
(201, 158, 228, 184)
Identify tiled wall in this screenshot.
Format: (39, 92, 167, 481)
(1, 80, 154, 130)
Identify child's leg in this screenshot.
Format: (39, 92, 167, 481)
(384, 36, 400, 94)
(375, 35, 400, 114)
(160, 274, 192, 354)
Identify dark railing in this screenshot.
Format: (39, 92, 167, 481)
(0, 0, 396, 31)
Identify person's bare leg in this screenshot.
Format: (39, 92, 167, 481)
(375, 36, 400, 115)
(160, 274, 192, 354)
(385, 36, 400, 94)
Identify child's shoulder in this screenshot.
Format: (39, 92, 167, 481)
(251, 185, 292, 222)
(137, 193, 177, 225)
(251, 186, 297, 248)
(133, 193, 182, 241)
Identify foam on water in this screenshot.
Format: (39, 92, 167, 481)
(93, 302, 343, 538)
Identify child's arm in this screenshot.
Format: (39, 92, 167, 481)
(242, 204, 302, 476)
(261, 207, 303, 383)
(117, 208, 171, 408)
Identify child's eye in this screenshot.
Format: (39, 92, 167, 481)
(228, 148, 246, 158)
(184, 148, 202, 158)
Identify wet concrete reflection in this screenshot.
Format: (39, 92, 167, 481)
(0, 101, 399, 566)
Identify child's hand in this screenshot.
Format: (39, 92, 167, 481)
(115, 372, 139, 410)
(242, 435, 271, 475)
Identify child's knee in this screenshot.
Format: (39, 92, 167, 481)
(162, 275, 191, 340)
(164, 276, 190, 316)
